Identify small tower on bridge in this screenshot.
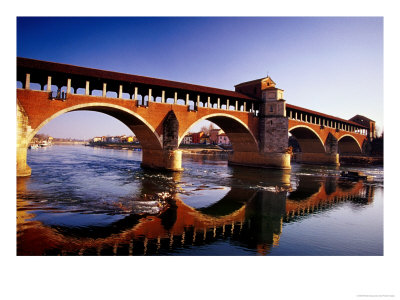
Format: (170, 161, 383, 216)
(234, 76, 290, 168)
(235, 76, 288, 153)
(259, 76, 288, 153)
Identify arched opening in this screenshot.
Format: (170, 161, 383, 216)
(179, 114, 259, 154)
(28, 103, 162, 152)
(75, 88, 86, 95)
(106, 91, 118, 98)
(176, 98, 185, 106)
(121, 92, 131, 100)
(289, 125, 325, 153)
(338, 135, 362, 154)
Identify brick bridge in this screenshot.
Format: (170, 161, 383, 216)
(17, 57, 374, 176)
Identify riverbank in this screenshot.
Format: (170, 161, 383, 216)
(85, 142, 142, 150)
(86, 143, 233, 154)
(53, 141, 85, 145)
(179, 144, 232, 154)
(339, 155, 383, 166)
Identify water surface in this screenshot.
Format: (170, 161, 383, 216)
(17, 145, 384, 256)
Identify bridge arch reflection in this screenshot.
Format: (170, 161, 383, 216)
(17, 170, 375, 256)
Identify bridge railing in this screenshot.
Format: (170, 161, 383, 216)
(17, 58, 261, 116)
(286, 105, 368, 135)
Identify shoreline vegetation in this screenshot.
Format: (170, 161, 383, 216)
(83, 142, 383, 166)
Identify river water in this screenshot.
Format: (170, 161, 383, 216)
(17, 145, 384, 256)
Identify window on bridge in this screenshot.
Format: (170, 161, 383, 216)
(92, 90, 103, 97)
(121, 92, 131, 100)
(106, 91, 118, 98)
(29, 83, 42, 91)
(166, 97, 174, 104)
(177, 98, 185, 106)
(75, 88, 86, 95)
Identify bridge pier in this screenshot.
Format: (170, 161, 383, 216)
(228, 151, 291, 169)
(141, 110, 184, 172)
(17, 146, 31, 177)
(294, 153, 340, 166)
(232, 76, 291, 170)
(17, 101, 32, 177)
(141, 149, 183, 172)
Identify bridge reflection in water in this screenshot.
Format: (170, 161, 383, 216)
(17, 168, 375, 256)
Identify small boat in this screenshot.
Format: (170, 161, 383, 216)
(29, 144, 39, 149)
(340, 170, 373, 181)
(39, 141, 52, 147)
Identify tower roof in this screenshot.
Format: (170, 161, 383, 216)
(234, 75, 276, 88)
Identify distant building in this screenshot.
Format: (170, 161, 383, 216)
(182, 134, 192, 144)
(120, 135, 135, 143)
(209, 129, 224, 144)
(200, 135, 210, 144)
(105, 136, 121, 143)
(92, 137, 102, 143)
(191, 132, 204, 144)
(217, 133, 230, 145)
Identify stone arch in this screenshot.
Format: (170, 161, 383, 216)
(289, 125, 325, 153)
(338, 134, 362, 154)
(28, 102, 163, 150)
(179, 113, 259, 152)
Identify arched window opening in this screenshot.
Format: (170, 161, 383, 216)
(164, 97, 173, 104)
(106, 91, 118, 98)
(121, 92, 131, 100)
(28, 83, 42, 91)
(91, 90, 103, 97)
(75, 88, 86, 95)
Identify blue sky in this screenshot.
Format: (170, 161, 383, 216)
(17, 17, 383, 139)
